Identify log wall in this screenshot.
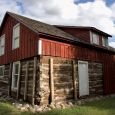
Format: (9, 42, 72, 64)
(88, 62, 103, 96)
(0, 56, 104, 105)
(53, 58, 74, 103)
(39, 56, 103, 105)
(0, 64, 10, 95)
(7, 57, 40, 104)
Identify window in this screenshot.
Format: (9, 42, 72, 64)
(12, 61, 20, 90)
(12, 23, 20, 49)
(102, 37, 108, 47)
(90, 32, 99, 45)
(0, 35, 5, 56)
(0, 66, 4, 78)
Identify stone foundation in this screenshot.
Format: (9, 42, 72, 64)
(88, 62, 103, 95)
(39, 57, 50, 105)
(39, 56, 103, 105)
(0, 56, 104, 105)
(53, 59, 74, 102)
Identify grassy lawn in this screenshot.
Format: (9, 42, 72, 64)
(0, 97, 115, 115)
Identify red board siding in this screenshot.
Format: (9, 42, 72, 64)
(57, 27, 105, 46)
(42, 38, 115, 95)
(0, 15, 38, 64)
(57, 28, 90, 43)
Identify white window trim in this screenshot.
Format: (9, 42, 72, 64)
(12, 23, 20, 50)
(11, 61, 20, 91)
(102, 37, 105, 46)
(90, 31, 93, 43)
(38, 39, 42, 55)
(0, 65, 4, 78)
(0, 34, 5, 56)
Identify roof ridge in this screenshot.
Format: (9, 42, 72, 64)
(55, 25, 112, 37)
(7, 12, 82, 43)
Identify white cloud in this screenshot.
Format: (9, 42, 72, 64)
(18, 0, 115, 36)
(0, 0, 22, 22)
(109, 42, 115, 48)
(0, 0, 115, 48)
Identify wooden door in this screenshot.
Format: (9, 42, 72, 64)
(78, 61, 89, 96)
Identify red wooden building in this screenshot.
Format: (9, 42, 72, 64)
(0, 12, 115, 105)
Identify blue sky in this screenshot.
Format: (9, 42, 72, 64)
(0, 0, 115, 47)
(75, 0, 114, 6)
(74, 0, 115, 44)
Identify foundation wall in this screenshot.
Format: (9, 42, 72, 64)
(0, 56, 103, 105)
(40, 56, 103, 105)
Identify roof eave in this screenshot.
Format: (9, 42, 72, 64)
(55, 25, 112, 37)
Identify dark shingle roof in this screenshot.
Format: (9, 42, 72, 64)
(55, 25, 112, 37)
(0, 12, 114, 53)
(7, 12, 81, 42)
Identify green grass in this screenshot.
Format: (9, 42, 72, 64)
(0, 97, 115, 115)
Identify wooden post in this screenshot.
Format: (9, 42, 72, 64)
(24, 62, 29, 101)
(17, 62, 21, 99)
(72, 60, 77, 101)
(32, 57, 37, 105)
(8, 63, 13, 96)
(49, 58, 54, 103)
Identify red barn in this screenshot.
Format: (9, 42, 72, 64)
(0, 12, 115, 105)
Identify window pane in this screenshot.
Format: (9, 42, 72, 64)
(105, 38, 108, 46)
(12, 62, 20, 89)
(14, 37, 19, 48)
(1, 37, 5, 46)
(1, 46, 4, 55)
(93, 37, 97, 44)
(13, 75, 18, 88)
(102, 37, 108, 47)
(14, 25, 20, 38)
(14, 64, 19, 74)
(92, 33, 99, 44)
(13, 24, 20, 49)
(0, 35, 5, 55)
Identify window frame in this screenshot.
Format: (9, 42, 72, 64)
(102, 36, 108, 47)
(0, 65, 4, 78)
(90, 31, 99, 45)
(0, 34, 5, 56)
(12, 23, 20, 50)
(11, 61, 20, 91)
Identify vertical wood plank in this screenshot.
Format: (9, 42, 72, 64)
(72, 60, 77, 101)
(32, 57, 37, 105)
(24, 61, 29, 101)
(8, 63, 13, 96)
(49, 58, 54, 103)
(17, 62, 21, 99)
